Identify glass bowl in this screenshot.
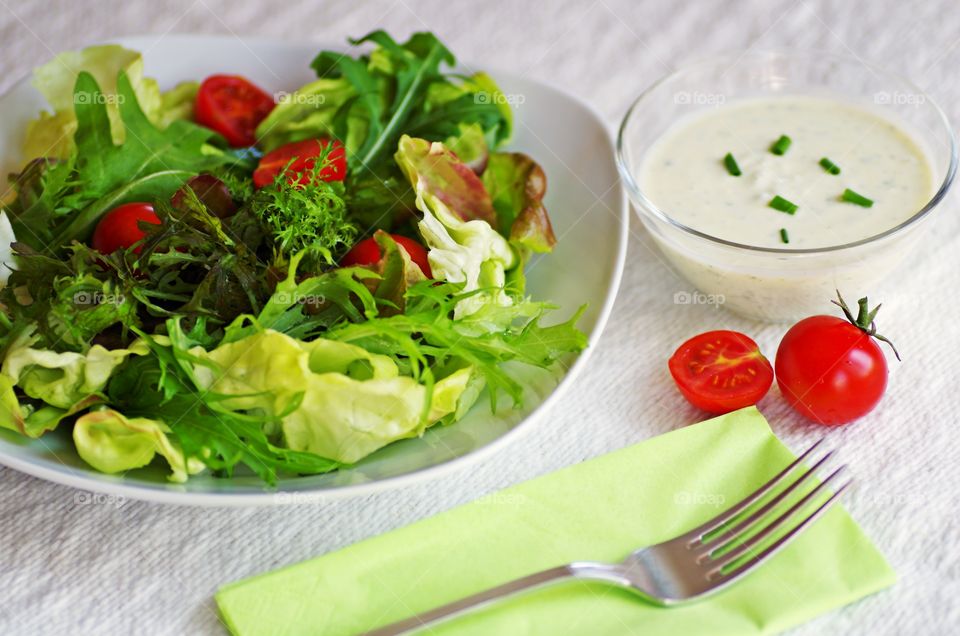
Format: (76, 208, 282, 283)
(617, 51, 957, 322)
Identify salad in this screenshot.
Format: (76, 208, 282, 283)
(0, 31, 586, 484)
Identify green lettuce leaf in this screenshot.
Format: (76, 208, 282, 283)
(395, 135, 516, 319)
(444, 122, 489, 173)
(483, 152, 557, 252)
(0, 374, 101, 438)
(23, 45, 162, 161)
(22, 45, 197, 163)
(254, 78, 357, 153)
(394, 133, 497, 224)
(73, 408, 204, 482)
(106, 334, 342, 485)
(466, 72, 514, 145)
(157, 81, 199, 127)
(1, 328, 148, 409)
(188, 329, 473, 463)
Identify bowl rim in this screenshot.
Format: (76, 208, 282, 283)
(616, 49, 959, 255)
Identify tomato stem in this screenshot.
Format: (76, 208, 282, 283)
(832, 291, 901, 361)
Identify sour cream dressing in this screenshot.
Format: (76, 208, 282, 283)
(641, 97, 935, 249)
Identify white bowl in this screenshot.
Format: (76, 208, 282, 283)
(0, 34, 628, 505)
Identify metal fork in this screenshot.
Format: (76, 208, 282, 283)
(364, 439, 849, 636)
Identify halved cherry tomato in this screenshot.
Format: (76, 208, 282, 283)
(91, 202, 161, 254)
(195, 75, 275, 147)
(341, 234, 432, 278)
(776, 295, 897, 425)
(668, 330, 774, 414)
(253, 138, 347, 189)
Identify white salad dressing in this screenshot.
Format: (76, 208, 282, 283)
(641, 96, 935, 249)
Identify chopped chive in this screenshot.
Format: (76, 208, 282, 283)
(770, 135, 792, 156)
(723, 152, 742, 176)
(819, 157, 841, 175)
(768, 195, 798, 214)
(841, 188, 874, 207)
(780, 228, 790, 244)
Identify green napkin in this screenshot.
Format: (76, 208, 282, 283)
(216, 407, 895, 635)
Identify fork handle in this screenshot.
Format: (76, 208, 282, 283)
(363, 562, 623, 635)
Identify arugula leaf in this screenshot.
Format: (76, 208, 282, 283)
(254, 31, 512, 233)
(421, 71, 513, 148)
(311, 31, 510, 175)
(13, 70, 238, 250)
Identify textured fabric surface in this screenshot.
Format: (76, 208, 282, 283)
(0, 1, 958, 634)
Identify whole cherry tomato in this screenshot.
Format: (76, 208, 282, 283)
(90, 202, 161, 254)
(776, 294, 899, 425)
(253, 138, 346, 189)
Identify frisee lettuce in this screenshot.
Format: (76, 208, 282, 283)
(249, 150, 357, 268)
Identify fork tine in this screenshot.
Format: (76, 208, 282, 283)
(709, 478, 852, 581)
(685, 438, 825, 542)
(699, 450, 838, 551)
(705, 465, 847, 574)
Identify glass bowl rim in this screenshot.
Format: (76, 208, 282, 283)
(616, 49, 959, 255)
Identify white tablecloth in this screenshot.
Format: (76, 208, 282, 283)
(1, 0, 958, 634)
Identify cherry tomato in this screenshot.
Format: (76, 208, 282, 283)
(91, 202, 161, 254)
(668, 330, 773, 414)
(194, 75, 275, 147)
(341, 234, 432, 278)
(253, 138, 347, 189)
(776, 295, 897, 425)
